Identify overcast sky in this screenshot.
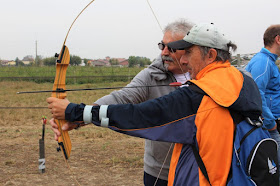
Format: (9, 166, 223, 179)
(1, 0, 279, 61)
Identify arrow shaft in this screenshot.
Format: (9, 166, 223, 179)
(17, 83, 183, 94)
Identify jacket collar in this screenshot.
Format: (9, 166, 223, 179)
(261, 48, 278, 61)
(190, 61, 243, 107)
(195, 61, 231, 80)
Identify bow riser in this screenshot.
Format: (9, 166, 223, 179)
(52, 45, 69, 99)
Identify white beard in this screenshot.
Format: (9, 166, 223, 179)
(163, 62, 169, 71)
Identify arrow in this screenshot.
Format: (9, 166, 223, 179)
(17, 82, 184, 94)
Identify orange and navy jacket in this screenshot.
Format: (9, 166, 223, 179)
(91, 61, 262, 185)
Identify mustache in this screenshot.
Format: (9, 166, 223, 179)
(162, 55, 174, 62)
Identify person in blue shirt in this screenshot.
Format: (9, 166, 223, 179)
(246, 24, 280, 169)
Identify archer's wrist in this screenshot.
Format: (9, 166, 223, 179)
(65, 103, 100, 124)
(65, 103, 85, 122)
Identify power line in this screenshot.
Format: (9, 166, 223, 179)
(0, 107, 48, 109)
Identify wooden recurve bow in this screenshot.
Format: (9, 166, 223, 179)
(52, 45, 71, 160)
(52, 0, 95, 161)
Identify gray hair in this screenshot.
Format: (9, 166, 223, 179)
(198, 42, 237, 62)
(163, 19, 194, 37)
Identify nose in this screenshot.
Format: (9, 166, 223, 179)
(180, 54, 188, 65)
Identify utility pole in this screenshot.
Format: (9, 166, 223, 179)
(237, 54, 241, 67)
(35, 40, 38, 66)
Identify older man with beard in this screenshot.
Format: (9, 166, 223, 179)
(48, 19, 193, 186)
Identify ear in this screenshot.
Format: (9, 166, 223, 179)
(207, 48, 217, 63)
(275, 35, 280, 45)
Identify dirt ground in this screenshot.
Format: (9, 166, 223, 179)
(0, 81, 145, 186)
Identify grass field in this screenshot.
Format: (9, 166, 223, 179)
(0, 66, 144, 84)
(0, 81, 144, 185)
(0, 66, 144, 77)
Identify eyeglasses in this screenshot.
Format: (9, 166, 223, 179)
(158, 42, 176, 53)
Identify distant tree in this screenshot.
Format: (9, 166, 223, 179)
(128, 56, 137, 67)
(109, 58, 119, 66)
(70, 55, 82, 66)
(35, 55, 43, 66)
(27, 61, 35, 66)
(140, 57, 151, 67)
(15, 57, 19, 66)
(15, 57, 24, 66)
(84, 58, 89, 66)
(128, 56, 151, 67)
(43, 57, 56, 66)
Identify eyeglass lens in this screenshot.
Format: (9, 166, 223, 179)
(158, 42, 176, 53)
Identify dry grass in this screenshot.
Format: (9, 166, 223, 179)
(0, 81, 144, 186)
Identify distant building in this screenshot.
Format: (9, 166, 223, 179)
(0, 60, 10, 66)
(80, 59, 86, 66)
(0, 59, 36, 66)
(89, 59, 111, 67)
(118, 59, 129, 67)
(105, 56, 110, 61)
(22, 55, 34, 61)
(88, 56, 129, 67)
(22, 60, 33, 65)
(8, 61, 16, 66)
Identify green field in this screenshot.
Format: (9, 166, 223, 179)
(0, 66, 144, 84)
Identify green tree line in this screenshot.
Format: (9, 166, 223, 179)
(43, 55, 82, 66)
(128, 56, 151, 67)
(10, 55, 151, 67)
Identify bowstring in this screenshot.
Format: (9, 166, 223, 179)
(146, 0, 163, 32)
(145, 1, 188, 185)
(60, 0, 95, 185)
(153, 143, 174, 186)
(145, 0, 187, 80)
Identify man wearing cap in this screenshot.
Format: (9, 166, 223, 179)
(48, 23, 262, 185)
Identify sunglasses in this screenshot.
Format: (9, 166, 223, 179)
(158, 42, 176, 53)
